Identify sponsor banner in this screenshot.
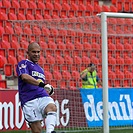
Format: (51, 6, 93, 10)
(80, 88, 133, 127)
(0, 89, 86, 131)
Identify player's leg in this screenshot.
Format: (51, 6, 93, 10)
(45, 103, 57, 133)
(39, 97, 57, 133)
(29, 121, 42, 133)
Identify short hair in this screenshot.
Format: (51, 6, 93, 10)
(88, 63, 95, 67)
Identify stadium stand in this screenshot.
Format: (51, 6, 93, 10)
(0, 0, 133, 89)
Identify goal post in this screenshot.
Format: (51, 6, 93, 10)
(100, 12, 133, 133)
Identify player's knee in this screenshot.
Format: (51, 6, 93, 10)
(45, 103, 57, 113)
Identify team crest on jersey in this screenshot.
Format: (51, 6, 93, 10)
(19, 64, 27, 69)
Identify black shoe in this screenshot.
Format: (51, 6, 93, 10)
(51, 131, 56, 133)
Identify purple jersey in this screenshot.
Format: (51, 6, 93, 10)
(16, 59, 49, 106)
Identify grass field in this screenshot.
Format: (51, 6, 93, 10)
(1, 129, 133, 133)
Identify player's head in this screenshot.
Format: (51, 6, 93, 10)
(27, 42, 41, 63)
(88, 63, 96, 72)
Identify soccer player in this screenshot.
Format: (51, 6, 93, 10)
(16, 42, 57, 133)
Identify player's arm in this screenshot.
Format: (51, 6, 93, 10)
(20, 73, 42, 86)
(21, 73, 54, 95)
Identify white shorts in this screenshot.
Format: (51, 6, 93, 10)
(22, 97, 55, 122)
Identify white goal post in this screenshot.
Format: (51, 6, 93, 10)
(100, 12, 133, 133)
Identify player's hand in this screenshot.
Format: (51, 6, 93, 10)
(44, 84, 54, 96)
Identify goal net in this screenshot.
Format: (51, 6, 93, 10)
(6, 13, 133, 133)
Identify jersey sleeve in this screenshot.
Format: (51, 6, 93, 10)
(16, 60, 29, 76)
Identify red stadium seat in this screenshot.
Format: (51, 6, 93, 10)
(0, 80, 7, 89)
(0, 26, 5, 36)
(64, 55, 73, 65)
(48, 41, 57, 49)
(42, 27, 50, 36)
(60, 80, 67, 89)
(53, 71, 62, 80)
(8, 55, 17, 65)
(28, 1, 37, 9)
(45, 71, 53, 81)
(46, 55, 55, 64)
(26, 14, 35, 20)
(62, 71, 71, 80)
(11, 40, 20, 49)
(55, 55, 64, 65)
(73, 56, 82, 65)
(4, 64, 13, 77)
(4, 25, 14, 34)
(32, 26, 41, 36)
(2, 0, 11, 8)
(17, 13, 26, 20)
(82, 56, 90, 65)
(1, 40, 11, 49)
(38, 56, 46, 66)
(9, 12, 17, 20)
(8, 48, 16, 57)
(54, 2, 62, 11)
(11, 1, 20, 9)
(44, 64, 51, 72)
(108, 70, 116, 79)
(116, 56, 124, 65)
(45, 2, 54, 10)
(71, 71, 80, 80)
(20, 1, 29, 9)
(0, 48, 6, 56)
(37, 1, 46, 9)
(35, 14, 44, 20)
(0, 55, 7, 69)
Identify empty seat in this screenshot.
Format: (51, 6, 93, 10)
(37, 1, 46, 9)
(8, 48, 16, 57)
(20, 40, 29, 49)
(17, 13, 26, 20)
(62, 71, 71, 80)
(108, 70, 116, 79)
(0, 55, 7, 69)
(48, 41, 57, 49)
(11, 1, 20, 9)
(116, 56, 124, 65)
(1, 40, 11, 49)
(4, 64, 13, 77)
(32, 26, 41, 36)
(11, 40, 20, 49)
(9, 12, 17, 20)
(45, 71, 53, 81)
(42, 27, 50, 36)
(82, 56, 90, 65)
(8, 55, 17, 65)
(55, 55, 64, 64)
(44, 64, 51, 72)
(53, 71, 62, 80)
(28, 1, 37, 9)
(0, 48, 6, 57)
(0, 80, 7, 89)
(73, 56, 82, 64)
(0, 26, 5, 36)
(20, 1, 29, 9)
(38, 56, 46, 66)
(46, 55, 55, 64)
(26, 14, 35, 20)
(64, 55, 73, 64)
(71, 71, 80, 80)
(2, 0, 11, 7)
(4, 25, 14, 34)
